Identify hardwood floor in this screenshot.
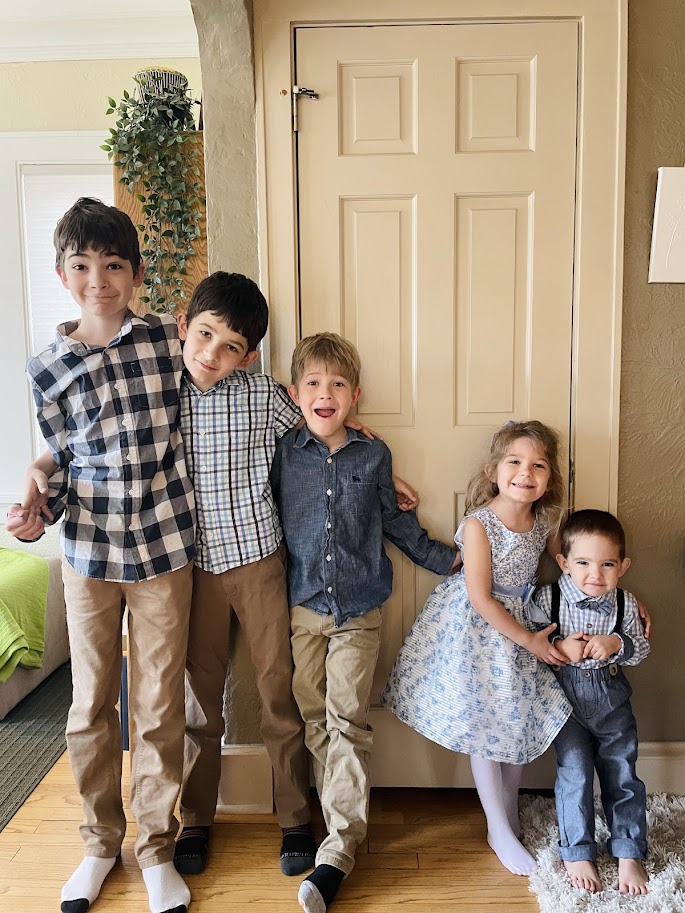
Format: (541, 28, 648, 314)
(0, 754, 540, 912)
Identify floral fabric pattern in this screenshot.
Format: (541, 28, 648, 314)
(381, 507, 571, 764)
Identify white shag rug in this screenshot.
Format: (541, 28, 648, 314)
(519, 793, 685, 912)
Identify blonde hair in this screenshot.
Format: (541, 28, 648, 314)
(465, 420, 566, 535)
(291, 332, 361, 388)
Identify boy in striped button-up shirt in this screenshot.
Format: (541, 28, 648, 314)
(171, 271, 316, 879)
(531, 510, 650, 897)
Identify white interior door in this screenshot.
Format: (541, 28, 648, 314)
(294, 20, 578, 784)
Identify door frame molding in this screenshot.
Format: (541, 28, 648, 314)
(254, 0, 627, 512)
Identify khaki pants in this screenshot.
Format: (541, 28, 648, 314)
(62, 559, 192, 868)
(290, 604, 382, 875)
(181, 545, 311, 827)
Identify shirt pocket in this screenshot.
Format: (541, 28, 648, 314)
(341, 472, 378, 520)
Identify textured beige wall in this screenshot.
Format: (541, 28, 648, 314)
(619, 0, 685, 741)
(3, 59, 202, 132)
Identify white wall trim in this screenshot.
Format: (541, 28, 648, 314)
(217, 743, 274, 814)
(368, 709, 685, 794)
(217, 731, 685, 814)
(0, 17, 198, 63)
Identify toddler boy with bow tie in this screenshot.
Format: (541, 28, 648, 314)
(530, 509, 651, 896)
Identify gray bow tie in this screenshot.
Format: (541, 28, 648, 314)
(576, 595, 613, 615)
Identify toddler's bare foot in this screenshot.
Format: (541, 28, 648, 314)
(618, 858, 649, 895)
(564, 860, 602, 892)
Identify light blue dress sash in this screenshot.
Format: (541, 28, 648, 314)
(491, 581, 535, 605)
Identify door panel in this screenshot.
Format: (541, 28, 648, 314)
(295, 21, 578, 780)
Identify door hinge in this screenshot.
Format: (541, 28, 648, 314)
(292, 85, 319, 132)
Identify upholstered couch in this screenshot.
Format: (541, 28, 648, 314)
(0, 524, 69, 720)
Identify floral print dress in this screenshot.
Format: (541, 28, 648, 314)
(381, 506, 571, 764)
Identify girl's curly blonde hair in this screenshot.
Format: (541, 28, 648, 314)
(465, 420, 566, 535)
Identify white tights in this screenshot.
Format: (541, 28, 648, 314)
(470, 756, 537, 876)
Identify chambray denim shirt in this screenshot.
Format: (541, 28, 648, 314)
(271, 426, 455, 626)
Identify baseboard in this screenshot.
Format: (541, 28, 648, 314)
(216, 729, 685, 813)
(368, 711, 685, 794)
(217, 743, 273, 814)
(636, 742, 685, 793)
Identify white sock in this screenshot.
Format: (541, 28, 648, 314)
(142, 861, 191, 913)
(61, 856, 117, 907)
(470, 756, 537, 876)
(500, 762, 525, 837)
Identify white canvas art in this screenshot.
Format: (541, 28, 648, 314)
(648, 166, 685, 282)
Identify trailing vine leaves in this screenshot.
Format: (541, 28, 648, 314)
(101, 77, 205, 312)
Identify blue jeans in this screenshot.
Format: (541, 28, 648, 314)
(553, 664, 647, 862)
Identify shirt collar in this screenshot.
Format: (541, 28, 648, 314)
(293, 424, 372, 451)
(182, 367, 248, 395)
(558, 574, 616, 610)
(55, 309, 138, 355)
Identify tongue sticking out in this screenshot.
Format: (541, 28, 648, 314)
(315, 408, 336, 418)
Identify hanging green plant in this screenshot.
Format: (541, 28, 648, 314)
(101, 68, 205, 312)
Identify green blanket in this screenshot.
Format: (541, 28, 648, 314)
(0, 549, 49, 682)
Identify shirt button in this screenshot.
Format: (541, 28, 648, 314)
(199, 430, 206, 436)
(121, 419, 128, 428)
(326, 489, 332, 496)
(128, 489, 134, 496)
(587, 624, 593, 629)
(125, 453, 132, 461)
(327, 587, 333, 593)
(201, 465, 207, 472)
(327, 457, 332, 464)
(326, 554, 331, 562)
(327, 522, 332, 529)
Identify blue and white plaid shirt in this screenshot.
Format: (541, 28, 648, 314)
(530, 575, 650, 669)
(180, 370, 301, 573)
(29, 311, 195, 582)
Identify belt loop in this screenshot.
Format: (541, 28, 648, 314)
(609, 662, 618, 676)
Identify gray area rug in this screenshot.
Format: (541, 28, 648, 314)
(520, 793, 685, 912)
(0, 663, 71, 831)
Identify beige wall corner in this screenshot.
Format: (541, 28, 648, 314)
(191, 0, 263, 745)
(619, 0, 685, 741)
(190, 0, 258, 279)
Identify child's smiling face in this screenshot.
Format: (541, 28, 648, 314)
(493, 436, 551, 505)
(56, 245, 143, 325)
(177, 311, 257, 392)
(288, 359, 361, 452)
(557, 533, 631, 596)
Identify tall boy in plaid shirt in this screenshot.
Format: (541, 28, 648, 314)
(530, 510, 650, 896)
(7, 198, 196, 913)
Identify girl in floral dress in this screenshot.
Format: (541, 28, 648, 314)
(382, 420, 572, 876)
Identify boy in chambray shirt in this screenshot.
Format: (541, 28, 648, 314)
(270, 332, 457, 913)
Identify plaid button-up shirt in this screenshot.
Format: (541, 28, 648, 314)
(180, 370, 301, 574)
(29, 312, 195, 582)
(531, 575, 650, 669)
